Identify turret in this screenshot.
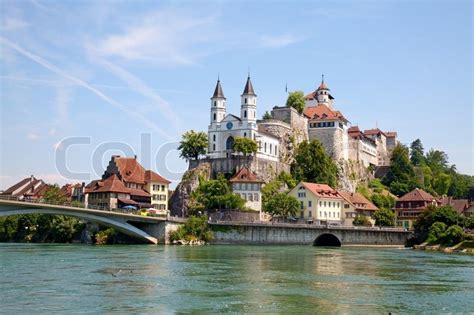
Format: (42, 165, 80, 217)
(210, 78, 226, 124)
(240, 75, 257, 123)
(316, 74, 331, 105)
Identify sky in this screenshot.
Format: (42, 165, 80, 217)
(0, 0, 473, 190)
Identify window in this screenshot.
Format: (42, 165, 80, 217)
(214, 101, 216, 107)
(254, 193, 259, 201)
(319, 201, 322, 207)
(300, 201, 304, 209)
(244, 110, 247, 118)
(161, 185, 165, 191)
(324, 201, 326, 207)
(320, 211, 322, 217)
(270, 144, 272, 152)
(309, 211, 312, 217)
(245, 98, 247, 104)
(213, 134, 216, 141)
(244, 132, 247, 137)
(213, 113, 216, 121)
(344, 204, 349, 209)
(213, 144, 216, 150)
(308, 200, 312, 207)
(249, 193, 253, 201)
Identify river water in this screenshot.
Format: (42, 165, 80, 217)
(1, 244, 473, 314)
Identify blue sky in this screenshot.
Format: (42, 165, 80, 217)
(0, 0, 472, 189)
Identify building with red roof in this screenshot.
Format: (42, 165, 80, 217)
(85, 155, 171, 211)
(394, 188, 440, 229)
(229, 167, 264, 212)
(288, 181, 344, 224)
(1, 175, 49, 201)
(338, 191, 379, 226)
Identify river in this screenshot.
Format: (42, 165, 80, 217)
(0, 244, 473, 313)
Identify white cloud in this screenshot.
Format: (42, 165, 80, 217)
(260, 34, 306, 48)
(94, 8, 218, 65)
(27, 132, 39, 140)
(1, 17, 29, 31)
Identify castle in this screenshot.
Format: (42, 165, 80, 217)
(201, 75, 398, 182)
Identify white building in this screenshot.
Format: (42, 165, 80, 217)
(229, 167, 263, 212)
(207, 76, 279, 162)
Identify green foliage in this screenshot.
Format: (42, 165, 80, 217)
(71, 201, 85, 208)
(414, 205, 465, 242)
(178, 130, 208, 161)
(433, 173, 451, 196)
(285, 91, 305, 114)
(368, 179, 386, 190)
(466, 216, 474, 229)
(262, 111, 272, 120)
(410, 139, 425, 166)
(291, 140, 338, 188)
(261, 179, 285, 211)
(383, 144, 419, 196)
(353, 215, 372, 226)
(169, 216, 213, 243)
(192, 173, 245, 210)
(426, 222, 447, 244)
(373, 208, 395, 226)
(264, 193, 300, 218)
(356, 185, 371, 199)
(370, 194, 395, 209)
(95, 228, 117, 245)
(43, 185, 67, 204)
(443, 225, 464, 246)
(233, 137, 258, 156)
(277, 172, 297, 189)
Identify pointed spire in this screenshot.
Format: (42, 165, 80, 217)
(318, 74, 329, 90)
(242, 75, 256, 96)
(212, 78, 225, 99)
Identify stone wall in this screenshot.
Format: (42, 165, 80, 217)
(308, 127, 345, 160)
(210, 222, 412, 245)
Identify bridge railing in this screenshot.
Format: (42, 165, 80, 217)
(0, 195, 140, 216)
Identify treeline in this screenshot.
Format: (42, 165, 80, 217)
(382, 139, 474, 198)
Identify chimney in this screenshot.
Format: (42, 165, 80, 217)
(30, 175, 34, 183)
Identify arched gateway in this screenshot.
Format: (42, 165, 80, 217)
(313, 233, 342, 247)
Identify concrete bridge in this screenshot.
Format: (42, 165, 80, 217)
(210, 222, 413, 246)
(0, 199, 184, 244)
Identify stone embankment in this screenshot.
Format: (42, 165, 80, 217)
(414, 241, 474, 254)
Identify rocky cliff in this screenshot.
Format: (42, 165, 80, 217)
(337, 159, 373, 192)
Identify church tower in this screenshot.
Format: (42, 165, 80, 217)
(210, 78, 226, 124)
(316, 75, 334, 108)
(240, 75, 257, 124)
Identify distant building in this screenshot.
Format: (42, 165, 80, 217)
(394, 188, 439, 229)
(85, 155, 170, 210)
(228, 167, 263, 212)
(0, 175, 48, 201)
(288, 182, 343, 224)
(338, 191, 379, 226)
(438, 196, 471, 218)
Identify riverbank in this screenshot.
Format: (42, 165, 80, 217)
(414, 240, 474, 254)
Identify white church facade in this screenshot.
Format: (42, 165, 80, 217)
(207, 76, 279, 163)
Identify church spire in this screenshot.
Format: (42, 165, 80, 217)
(212, 78, 225, 99)
(242, 75, 256, 96)
(318, 74, 329, 90)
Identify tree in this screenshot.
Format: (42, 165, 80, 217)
(262, 111, 272, 120)
(192, 173, 245, 210)
(425, 149, 449, 175)
(373, 208, 395, 227)
(410, 139, 425, 166)
(433, 173, 451, 196)
(371, 194, 396, 210)
(353, 215, 372, 226)
(43, 185, 67, 204)
(465, 216, 474, 229)
(443, 225, 464, 246)
(382, 144, 418, 196)
(264, 193, 299, 218)
(277, 172, 297, 189)
(178, 130, 208, 161)
(291, 140, 338, 188)
(286, 91, 305, 114)
(233, 137, 258, 157)
(169, 215, 214, 243)
(414, 205, 464, 242)
(426, 222, 447, 244)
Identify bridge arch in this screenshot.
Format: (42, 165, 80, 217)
(313, 233, 341, 247)
(0, 208, 158, 244)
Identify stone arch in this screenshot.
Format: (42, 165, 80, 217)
(226, 136, 234, 150)
(313, 233, 341, 247)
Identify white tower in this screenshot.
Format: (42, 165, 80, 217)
(240, 75, 257, 124)
(316, 75, 334, 108)
(210, 79, 226, 124)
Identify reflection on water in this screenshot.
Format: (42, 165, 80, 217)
(0, 244, 473, 313)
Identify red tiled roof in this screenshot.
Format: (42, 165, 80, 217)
(229, 167, 263, 183)
(385, 131, 397, 138)
(438, 197, 469, 214)
(114, 157, 147, 184)
(117, 198, 138, 205)
(338, 191, 379, 211)
(87, 175, 151, 197)
(398, 188, 436, 202)
(303, 104, 347, 122)
(301, 182, 340, 198)
(348, 126, 360, 133)
(1, 177, 34, 195)
(364, 128, 386, 137)
(144, 170, 171, 184)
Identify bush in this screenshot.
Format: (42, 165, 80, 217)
(465, 216, 474, 229)
(373, 208, 395, 227)
(371, 194, 396, 209)
(426, 222, 447, 244)
(169, 216, 213, 243)
(443, 225, 464, 246)
(95, 228, 117, 245)
(353, 215, 372, 227)
(414, 205, 465, 242)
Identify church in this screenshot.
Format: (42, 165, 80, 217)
(207, 76, 280, 163)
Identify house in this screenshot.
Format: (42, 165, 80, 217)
(338, 191, 379, 226)
(229, 167, 263, 212)
(0, 175, 49, 201)
(438, 197, 471, 217)
(394, 188, 439, 230)
(288, 181, 343, 224)
(85, 155, 171, 211)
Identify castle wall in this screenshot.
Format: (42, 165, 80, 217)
(308, 126, 346, 161)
